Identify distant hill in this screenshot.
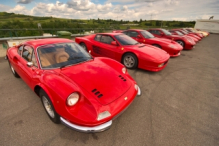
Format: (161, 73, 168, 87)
(0, 12, 195, 37)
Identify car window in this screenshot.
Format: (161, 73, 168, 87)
(94, 34, 101, 41)
(37, 42, 92, 69)
(127, 31, 139, 37)
(114, 34, 139, 45)
(18, 46, 23, 55)
(149, 30, 160, 35)
(100, 35, 115, 44)
(22, 46, 33, 62)
(32, 52, 37, 67)
(122, 31, 128, 35)
(161, 29, 171, 35)
(156, 30, 161, 35)
(140, 31, 154, 38)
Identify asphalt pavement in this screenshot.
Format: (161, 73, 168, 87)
(0, 34, 219, 146)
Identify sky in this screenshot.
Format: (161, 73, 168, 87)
(0, 0, 219, 21)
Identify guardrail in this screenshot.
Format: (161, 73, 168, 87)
(0, 28, 114, 39)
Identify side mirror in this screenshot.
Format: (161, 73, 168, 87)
(137, 35, 142, 38)
(27, 62, 33, 67)
(111, 41, 118, 46)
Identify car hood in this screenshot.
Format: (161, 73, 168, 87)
(59, 59, 132, 105)
(126, 44, 169, 62)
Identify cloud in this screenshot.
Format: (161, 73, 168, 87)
(2, 0, 219, 21)
(17, 0, 33, 4)
(165, 0, 179, 6)
(8, 5, 29, 14)
(67, 0, 95, 11)
(0, 4, 12, 11)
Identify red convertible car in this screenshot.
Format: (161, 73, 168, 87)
(75, 33, 170, 72)
(147, 28, 196, 50)
(6, 38, 141, 132)
(121, 29, 183, 57)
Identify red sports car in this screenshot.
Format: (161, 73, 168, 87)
(147, 28, 196, 50)
(182, 28, 204, 38)
(6, 38, 141, 132)
(170, 29, 202, 41)
(169, 30, 200, 43)
(75, 33, 170, 72)
(121, 29, 183, 57)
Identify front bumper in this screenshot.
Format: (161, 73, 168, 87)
(61, 117, 112, 132)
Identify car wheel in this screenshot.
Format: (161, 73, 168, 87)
(152, 44, 162, 49)
(8, 61, 20, 78)
(80, 43, 88, 51)
(176, 40, 185, 47)
(40, 89, 60, 124)
(122, 53, 138, 69)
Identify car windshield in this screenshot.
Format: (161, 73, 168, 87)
(114, 34, 139, 45)
(140, 31, 155, 38)
(37, 42, 92, 69)
(181, 30, 188, 34)
(175, 31, 184, 36)
(161, 29, 172, 35)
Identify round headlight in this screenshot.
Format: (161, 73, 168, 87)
(122, 67, 127, 74)
(134, 84, 138, 90)
(67, 92, 80, 106)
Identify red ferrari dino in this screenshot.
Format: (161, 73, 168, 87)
(121, 29, 183, 57)
(75, 33, 170, 72)
(6, 38, 141, 132)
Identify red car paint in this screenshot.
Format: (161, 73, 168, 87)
(147, 28, 196, 50)
(6, 38, 139, 131)
(170, 29, 202, 42)
(75, 33, 170, 72)
(121, 29, 183, 57)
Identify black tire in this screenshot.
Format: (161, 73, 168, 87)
(122, 53, 138, 69)
(176, 40, 185, 47)
(40, 89, 60, 124)
(80, 43, 88, 52)
(8, 60, 20, 78)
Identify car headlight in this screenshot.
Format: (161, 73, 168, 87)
(135, 84, 138, 90)
(122, 67, 127, 74)
(158, 63, 164, 68)
(66, 92, 80, 106)
(168, 45, 176, 49)
(97, 111, 111, 121)
(185, 37, 192, 43)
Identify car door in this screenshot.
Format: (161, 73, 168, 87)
(18, 45, 40, 88)
(92, 34, 121, 61)
(10, 45, 24, 76)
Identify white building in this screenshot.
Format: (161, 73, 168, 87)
(195, 19, 219, 33)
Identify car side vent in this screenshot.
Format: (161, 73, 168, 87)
(92, 89, 97, 92)
(118, 75, 127, 81)
(91, 89, 103, 98)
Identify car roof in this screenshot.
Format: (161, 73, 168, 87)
(23, 38, 73, 48)
(148, 28, 162, 30)
(125, 29, 145, 32)
(97, 33, 124, 36)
